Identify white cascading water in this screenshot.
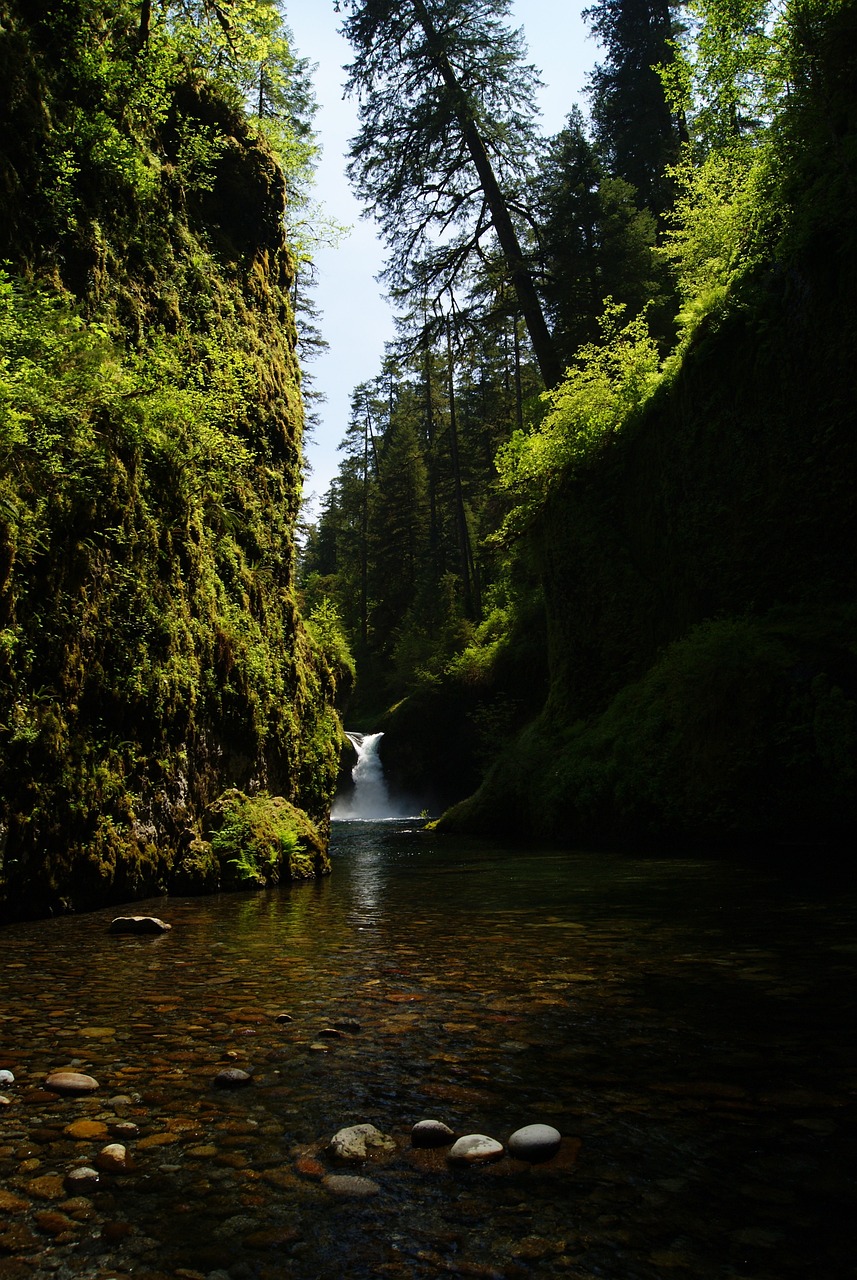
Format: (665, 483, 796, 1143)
(333, 731, 392, 820)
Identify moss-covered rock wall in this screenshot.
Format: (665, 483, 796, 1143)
(0, 0, 345, 918)
(441, 250, 857, 855)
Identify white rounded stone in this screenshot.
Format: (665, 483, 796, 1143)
(447, 1134, 504, 1163)
(507, 1123, 562, 1162)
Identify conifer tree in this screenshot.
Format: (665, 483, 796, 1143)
(335, 0, 562, 388)
(585, 0, 688, 215)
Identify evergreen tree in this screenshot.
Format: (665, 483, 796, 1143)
(336, 0, 562, 388)
(585, 0, 688, 215)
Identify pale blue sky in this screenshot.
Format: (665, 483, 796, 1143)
(282, 2, 598, 518)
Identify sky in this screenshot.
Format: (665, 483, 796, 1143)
(282, 1, 599, 520)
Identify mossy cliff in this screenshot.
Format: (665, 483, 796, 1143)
(441, 175, 857, 853)
(0, 1, 347, 919)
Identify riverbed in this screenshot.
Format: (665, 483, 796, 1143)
(1, 822, 855, 1278)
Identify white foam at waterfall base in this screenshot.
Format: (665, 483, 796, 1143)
(332, 731, 410, 820)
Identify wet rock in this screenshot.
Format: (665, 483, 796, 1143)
(96, 1143, 128, 1172)
(108, 916, 172, 934)
(295, 1156, 325, 1178)
(332, 1018, 361, 1033)
(0, 1189, 29, 1214)
(507, 1124, 562, 1162)
(110, 1120, 140, 1140)
(0, 1069, 14, 1086)
(64, 1119, 109, 1140)
(26, 1174, 66, 1200)
(33, 1210, 78, 1237)
(64, 1167, 100, 1193)
(0, 1095, 10, 1107)
(329, 1123, 396, 1161)
(322, 1174, 380, 1197)
(411, 1119, 456, 1148)
(317, 1027, 346, 1039)
(447, 1134, 505, 1163)
(213, 1068, 252, 1089)
(45, 1071, 99, 1095)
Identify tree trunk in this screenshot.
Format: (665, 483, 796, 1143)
(411, 0, 563, 390)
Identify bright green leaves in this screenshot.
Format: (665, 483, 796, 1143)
(495, 302, 661, 531)
(661, 0, 776, 156)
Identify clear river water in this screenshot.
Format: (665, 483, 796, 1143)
(1, 821, 855, 1279)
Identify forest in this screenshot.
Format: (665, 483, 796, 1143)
(0, 0, 855, 921)
(302, 0, 857, 853)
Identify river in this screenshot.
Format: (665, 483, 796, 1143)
(0, 821, 855, 1279)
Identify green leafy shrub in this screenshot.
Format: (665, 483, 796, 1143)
(207, 789, 328, 888)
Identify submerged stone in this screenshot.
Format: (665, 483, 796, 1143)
(213, 1068, 252, 1088)
(322, 1173, 380, 1197)
(447, 1134, 504, 1163)
(108, 916, 172, 934)
(507, 1124, 562, 1162)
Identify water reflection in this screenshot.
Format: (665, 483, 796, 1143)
(0, 826, 855, 1279)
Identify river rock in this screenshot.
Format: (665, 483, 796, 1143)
(322, 1174, 381, 1197)
(0, 1069, 14, 1086)
(332, 1018, 361, 1033)
(328, 1123, 396, 1161)
(447, 1134, 505, 1163)
(411, 1119, 456, 1148)
(45, 1071, 99, 1095)
(108, 916, 172, 934)
(213, 1068, 253, 1088)
(65, 1119, 109, 1140)
(64, 1166, 100, 1193)
(0, 1094, 10, 1106)
(507, 1123, 562, 1162)
(96, 1143, 128, 1172)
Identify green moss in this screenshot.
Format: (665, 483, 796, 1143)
(205, 788, 329, 887)
(441, 609, 857, 853)
(0, 5, 341, 920)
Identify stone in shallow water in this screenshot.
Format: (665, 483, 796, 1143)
(0, 1189, 29, 1214)
(507, 1124, 562, 1163)
(45, 1071, 99, 1095)
(64, 1166, 100, 1193)
(322, 1174, 380, 1197)
(329, 1123, 396, 1161)
(108, 915, 172, 934)
(96, 1143, 128, 1172)
(0, 1069, 14, 1086)
(64, 1119, 109, 1140)
(411, 1119, 455, 1148)
(332, 1018, 361, 1033)
(447, 1134, 504, 1163)
(213, 1068, 252, 1088)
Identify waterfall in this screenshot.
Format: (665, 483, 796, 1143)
(333, 732, 393, 820)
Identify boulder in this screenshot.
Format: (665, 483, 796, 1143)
(447, 1134, 504, 1163)
(507, 1123, 562, 1162)
(328, 1123, 396, 1161)
(108, 916, 172, 935)
(411, 1119, 455, 1148)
